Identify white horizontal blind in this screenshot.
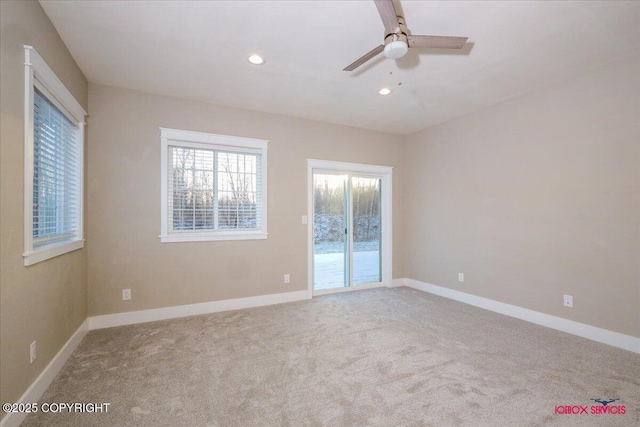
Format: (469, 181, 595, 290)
(168, 146, 261, 232)
(32, 87, 80, 245)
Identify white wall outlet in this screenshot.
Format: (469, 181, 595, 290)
(30, 341, 36, 364)
(284, 274, 290, 284)
(122, 289, 131, 300)
(458, 273, 464, 282)
(301, 215, 308, 224)
(564, 294, 573, 308)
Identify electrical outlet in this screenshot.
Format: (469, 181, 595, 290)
(284, 274, 290, 284)
(30, 341, 36, 364)
(458, 273, 464, 282)
(122, 289, 131, 300)
(301, 215, 308, 224)
(564, 295, 573, 308)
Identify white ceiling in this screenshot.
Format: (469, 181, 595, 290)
(40, 1, 640, 135)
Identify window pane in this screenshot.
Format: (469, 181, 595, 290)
(217, 152, 259, 229)
(33, 87, 80, 244)
(168, 146, 260, 232)
(352, 177, 381, 285)
(169, 147, 215, 230)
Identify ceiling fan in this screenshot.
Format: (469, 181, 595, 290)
(344, 0, 468, 71)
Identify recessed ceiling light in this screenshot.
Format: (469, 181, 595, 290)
(248, 54, 265, 65)
(379, 88, 392, 95)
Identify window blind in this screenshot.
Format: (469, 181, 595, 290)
(33, 87, 80, 245)
(168, 146, 262, 232)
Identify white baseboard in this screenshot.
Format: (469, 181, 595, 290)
(0, 319, 89, 427)
(388, 278, 406, 288)
(89, 289, 312, 330)
(403, 278, 640, 354)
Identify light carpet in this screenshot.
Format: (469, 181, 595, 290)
(23, 287, 639, 426)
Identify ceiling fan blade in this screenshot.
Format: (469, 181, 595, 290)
(408, 35, 468, 49)
(343, 45, 385, 71)
(375, 0, 400, 33)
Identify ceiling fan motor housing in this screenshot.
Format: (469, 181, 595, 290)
(383, 16, 409, 59)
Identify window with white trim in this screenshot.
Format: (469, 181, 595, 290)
(23, 46, 86, 266)
(160, 128, 268, 242)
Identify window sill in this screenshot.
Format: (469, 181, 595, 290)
(24, 239, 84, 266)
(160, 231, 268, 243)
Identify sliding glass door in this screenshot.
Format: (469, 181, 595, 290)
(313, 172, 382, 292)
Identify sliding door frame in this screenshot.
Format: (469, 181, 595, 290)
(307, 159, 393, 296)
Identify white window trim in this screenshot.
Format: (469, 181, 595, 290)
(23, 46, 86, 266)
(159, 127, 268, 243)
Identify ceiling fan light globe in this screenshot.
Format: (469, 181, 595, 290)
(384, 40, 408, 59)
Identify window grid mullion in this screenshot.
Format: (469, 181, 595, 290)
(213, 151, 219, 230)
(55, 105, 64, 236)
(191, 150, 196, 231)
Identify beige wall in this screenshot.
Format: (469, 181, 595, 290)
(87, 84, 404, 316)
(404, 55, 640, 337)
(0, 0, 88, 413)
